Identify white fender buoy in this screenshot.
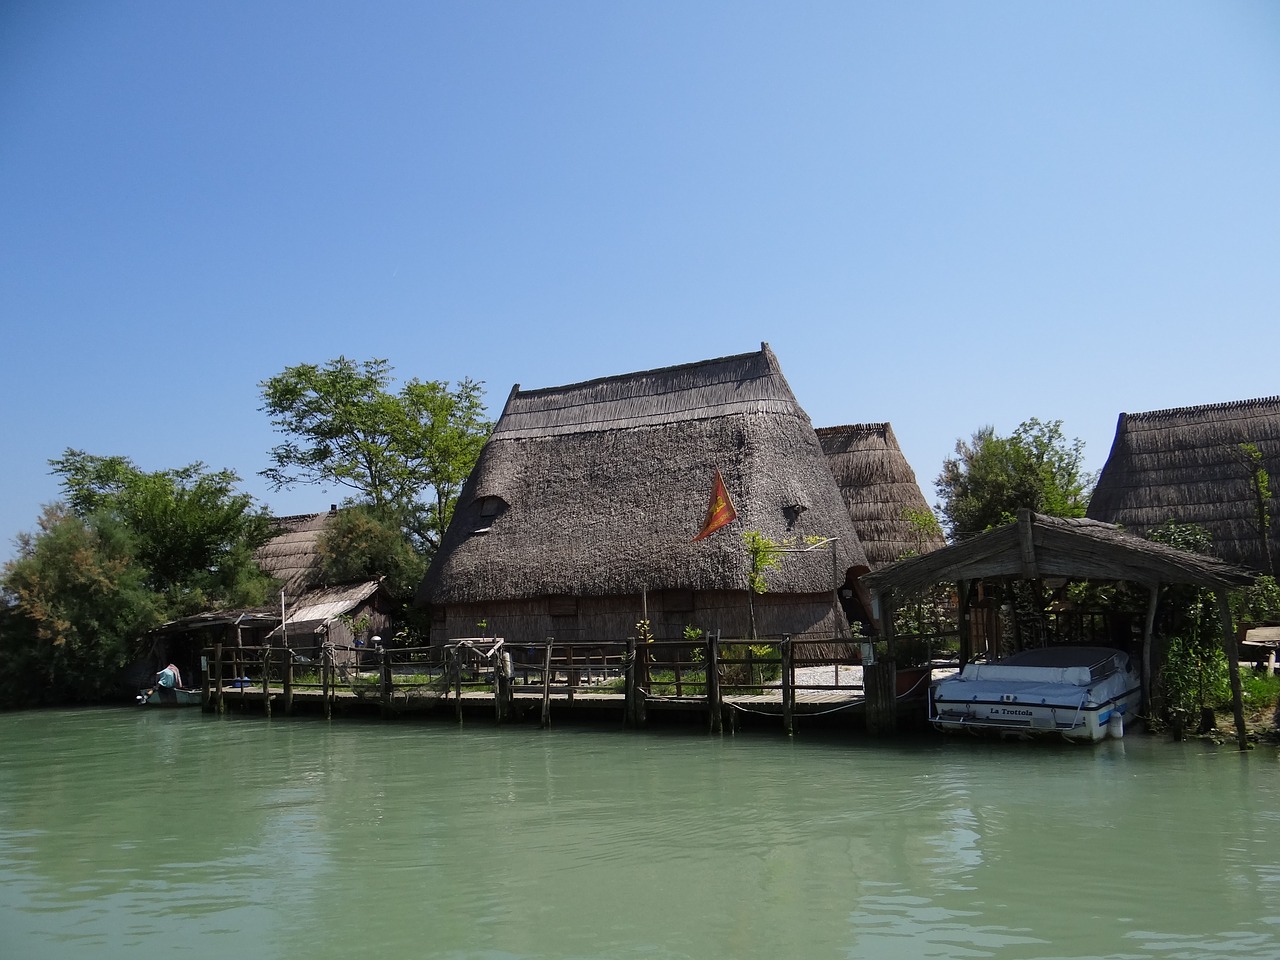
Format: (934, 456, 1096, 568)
(1107, 712, 1124, 739)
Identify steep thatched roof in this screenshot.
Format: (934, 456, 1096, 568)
(1086, 397, 1280, 573)
(417, 343, 869, 605)
(863, 509, 1255, 599)
(254, 508, 338, 593)
(816, 423, 945, 569)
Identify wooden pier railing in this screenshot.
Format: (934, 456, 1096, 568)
(200, 632, 943, 734)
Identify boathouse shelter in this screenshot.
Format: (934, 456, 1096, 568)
(416, 344, 871, 649)
(1086, 397, 1280, 575)
(862, 509, 1255, 739)
(816, 423, 945, 569)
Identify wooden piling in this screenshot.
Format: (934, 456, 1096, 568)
(380, 647, 392, 719)
(706, 631, 722, 734)
(283, 648, 294, 715)
(214, 643, 225, 714)
(540, 641, 554, 728)
(865, 660, 897, 735)
(322, 646, 332, 721)
(781, 635, 794, 736)
(261, 647, 271, 717)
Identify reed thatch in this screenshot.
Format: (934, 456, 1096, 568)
(417, 344, 870, 645)
(254, 508, 339, 593)
(863, 510, 1255, 600)
(816, 423, 945, 569)
(1086, 397, 1280, 574)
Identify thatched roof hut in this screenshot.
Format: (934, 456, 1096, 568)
(1086, 397, 1280, 574)
(816, 423, 945, 569)
(254, 507, 339, 593)
(417, 344, 870, 647)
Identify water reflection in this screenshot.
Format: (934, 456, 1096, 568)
(2, 712, 1279, 959)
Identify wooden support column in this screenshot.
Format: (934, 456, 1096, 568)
(201, 649, 212, 711)
(539, 641, 554, 729)
(865, 661, 897, 736)
(454, 649, 464, 724)
(1142, 584, 1159, 718)
(867, 589, 898, 735)
(322, 646, 332, 721)
(214, 643, 224, 714)
(380, 646, 393, 719)
(1217, 590, 1250, 751)
(706, 631, 723, 734)
(283, 648, 294, 715)
(624, 636, 646, 727)
(261, 647, 271, 717)
(956, 580, 972, 667)
(495, 646, 512, 724)
(781, 635, 794, 737)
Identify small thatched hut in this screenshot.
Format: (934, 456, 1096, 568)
(816, 423, 945, 569)
(137, 508, 394, 687)
(1087, 397, 1280, 575)
(416, 344, 871, 648)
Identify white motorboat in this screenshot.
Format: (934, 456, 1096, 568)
(930, 645, 1141, 742)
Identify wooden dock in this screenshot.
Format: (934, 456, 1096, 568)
(200, 635, 934, 734)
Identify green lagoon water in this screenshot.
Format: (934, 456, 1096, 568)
(2, 707, 1279, 960)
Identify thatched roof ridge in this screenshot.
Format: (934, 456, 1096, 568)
(418, 344, 869, 605)
(863, 510, 1255, 599)
(816, 422, 945, 568)
(490, 343, 800, 440)
(255, 508, 337, 593)
(1086, 396, 1280, 573)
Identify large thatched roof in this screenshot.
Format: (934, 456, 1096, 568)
(1086, 397, 1280, 573)
(254, 509, 337, 593)
(863, 510, 1254, 599)
(417, 344, 869, 605)
(816, 423, 944, 569)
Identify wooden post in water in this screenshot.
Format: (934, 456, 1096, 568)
(214, 643, 224, 714)
(495, 645, 513, 724)
(1218, 590, 1249, 751)
(261, 647, 271, 717)
(202, 650, 211, 711)
(540, 640, 554, 729)
(706, 631, 722, 734)
(565, 644, 575, 704)
(283, 647, 294, 715)
(380, 646, 392, 719)
(865, 661, 897, 736)
(781, 635, 794, 736)
(454, 647, 464, 724)
(322, 645, 332, 721)
(865, 589, 898, 736)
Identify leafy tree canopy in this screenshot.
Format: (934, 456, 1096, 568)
(935, 418, 1095, 540)
(48, 450, 275, 613)
(259, 357, 491, 555)
(1, 507, 160, 706)
(316, 505, 426, 601)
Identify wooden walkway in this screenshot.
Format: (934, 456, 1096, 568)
(201, 636, 935, 734)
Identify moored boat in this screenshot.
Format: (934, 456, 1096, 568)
(930, 645, 1141, 742)
(136, 686, 202, 706)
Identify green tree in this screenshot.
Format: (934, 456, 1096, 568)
(1, 506, 160, 706)
(935, 418, 1095, 540)
(259, 357, 490, 554)
(316, 505, 426, 600)
(48, 450, 275, 614)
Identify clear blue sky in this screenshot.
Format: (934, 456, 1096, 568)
(3, 1, 1278, 561)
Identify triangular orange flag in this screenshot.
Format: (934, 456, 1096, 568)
(692, 468, 737, 541)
